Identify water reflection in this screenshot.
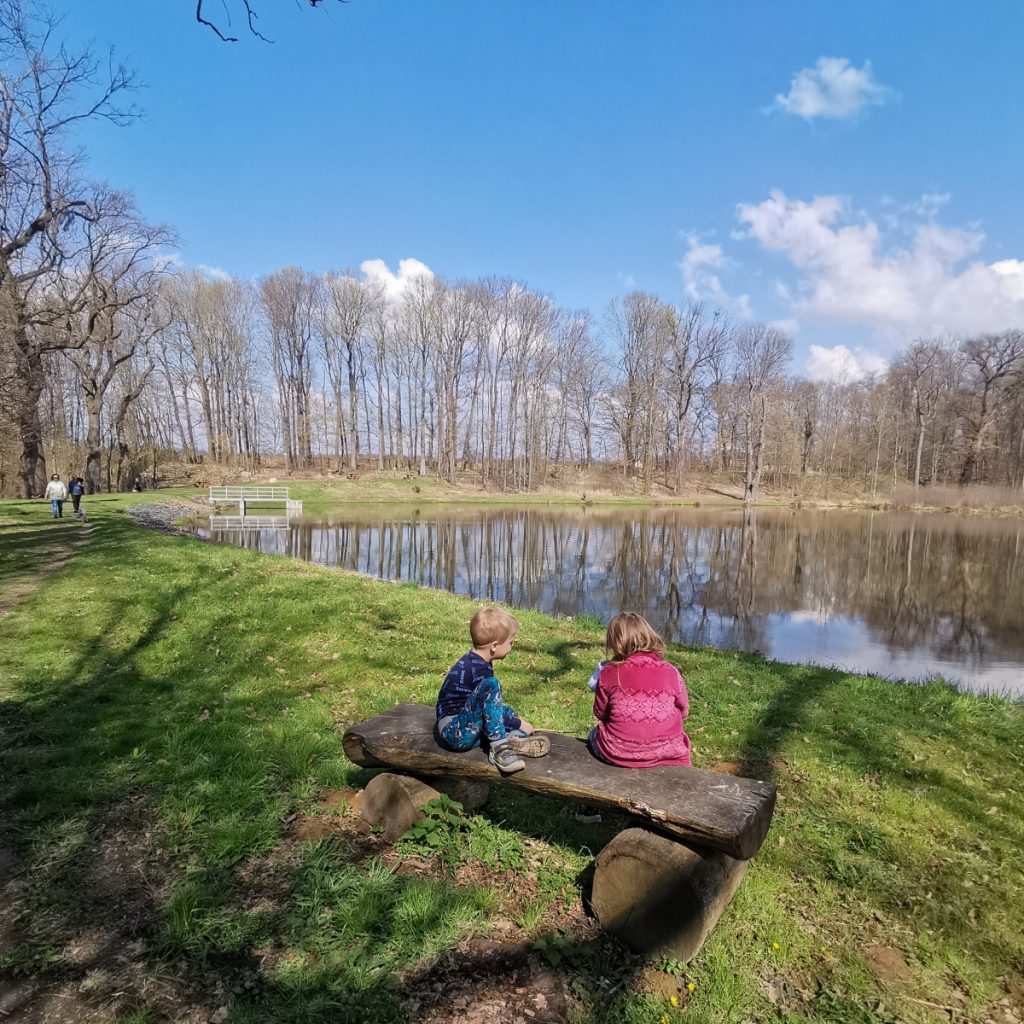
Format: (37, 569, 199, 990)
(202, 506, 1024, 696)
(209, 514, 292, 531)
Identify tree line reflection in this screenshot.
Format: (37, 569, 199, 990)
(207, 507, 1024, 691)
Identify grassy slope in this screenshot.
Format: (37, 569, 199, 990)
(0, 495, 1021, 1023)
(158, 468, 1024, 515)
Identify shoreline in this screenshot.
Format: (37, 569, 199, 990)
(120, 494, 1022, 703)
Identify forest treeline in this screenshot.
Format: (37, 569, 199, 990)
(2, 2, 1023, 500)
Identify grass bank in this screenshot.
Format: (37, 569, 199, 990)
(1, 495, 1022, 1023)
(135, 462, 1024, 515)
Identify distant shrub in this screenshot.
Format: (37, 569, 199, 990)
(891, 482, 1023, 510)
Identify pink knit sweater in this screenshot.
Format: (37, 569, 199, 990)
(592, 651, 692, 768)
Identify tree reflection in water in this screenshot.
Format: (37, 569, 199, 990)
(203, 506, 1024, 695)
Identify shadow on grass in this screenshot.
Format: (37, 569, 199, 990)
(2, 515, 1021, 1022)
(0, 519, 85, 586)
(0, 520, 648, 1022)
(733, 653, 1023, 972)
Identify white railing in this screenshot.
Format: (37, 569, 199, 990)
(209, 486, 290, 502)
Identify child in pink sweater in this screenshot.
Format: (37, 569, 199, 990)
(589, 613, 692, 768)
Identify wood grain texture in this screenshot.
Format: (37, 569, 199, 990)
(343, 703, 776, 859)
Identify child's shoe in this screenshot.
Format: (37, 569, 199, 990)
(507, 732, 551, 758)
(488, 740, 526, 774)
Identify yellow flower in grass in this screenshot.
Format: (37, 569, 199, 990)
(772, 941, 780, 950)
(687, 981, 696, 992)
(670, 995, 678, 1006)
(660, 1016, 670, 1024)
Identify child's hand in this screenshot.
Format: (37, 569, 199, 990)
(518, 719, 536, 735)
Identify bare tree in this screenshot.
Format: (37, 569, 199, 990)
(434, 280, 476, 484)
(605, 291, 666, 481)
(503, 285, 555, 490)
(61, 192, 172, 491)
(661, 302, 728, 493)
(162, 270, 261, 469)
(321, 269, 373, 470)
(892, 340, 955, 489)
(399, 274, 440, 477)
(0, 0, 137, 495)
(562, 313, 606, 469)
(789, 379, 819, 479)
(735, 323, 791, 503)
(260, 267, 318, 470)
(957, 331, 1023, 486)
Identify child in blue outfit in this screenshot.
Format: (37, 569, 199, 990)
(435, 607, 550, 774)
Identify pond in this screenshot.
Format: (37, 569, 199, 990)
(199, 505, 1024, 697)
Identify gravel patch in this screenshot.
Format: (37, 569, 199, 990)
(123, 500, 207, 534)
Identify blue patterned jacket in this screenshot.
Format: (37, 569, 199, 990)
(435, 651, 522, 730)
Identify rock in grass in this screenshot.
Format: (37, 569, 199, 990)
(361, 773, 441, 842)
(417, 775, 489, 813)
(591, 827, 748, 962)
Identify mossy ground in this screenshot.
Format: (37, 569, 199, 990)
(0, 494, 1021, 1023)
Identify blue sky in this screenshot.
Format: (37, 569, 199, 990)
(60, 1, 1024, 378)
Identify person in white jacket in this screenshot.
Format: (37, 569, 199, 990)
(44, 474, 68, 518)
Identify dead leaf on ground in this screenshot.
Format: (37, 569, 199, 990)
(862, 943, 912, 984)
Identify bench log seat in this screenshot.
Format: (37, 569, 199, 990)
(342, 703, 776, 860)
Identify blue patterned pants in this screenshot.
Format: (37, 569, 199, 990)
(437, 676, 512, 751)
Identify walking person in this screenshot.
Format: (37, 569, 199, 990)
(68, 476, 84, 515)
(44, 474, 68, 519)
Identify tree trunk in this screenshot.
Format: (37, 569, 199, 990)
(913, 421, 926, 488)
(743, 391, 765, 504)
(800, 415, 813, 476)
(83, 391, 104, 493)
(959, 426, 986, 487)
(15, 346, 48, 498)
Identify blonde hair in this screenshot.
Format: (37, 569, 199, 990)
(470, 607, 518, 647)
(605, 612, 665, 660)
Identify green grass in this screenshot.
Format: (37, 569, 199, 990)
(0, 494, 1022, 1023)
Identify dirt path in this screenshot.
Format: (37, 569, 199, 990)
(0, 521, 93, 619)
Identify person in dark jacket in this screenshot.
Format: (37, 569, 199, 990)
(68, 476, 84, 514)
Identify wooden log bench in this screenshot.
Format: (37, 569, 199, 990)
(343, 703, 777, 962)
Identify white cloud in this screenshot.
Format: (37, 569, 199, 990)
(197, 263, 232, 282)
(806, 344, 889, 382)
(679, 234, 752, 318)
(359, 257, 433, 303)
(991, 259, 1024, 301)
(910, 192, 951, 220)
(736, 189, 1024, 339)
(160, 252, 232, 281)
(880, 192, 952, 231)
(768, 317, 799, 336)
(770, 57, 892, 120)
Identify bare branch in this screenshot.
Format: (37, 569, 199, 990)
(195, 0, 343, 42)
